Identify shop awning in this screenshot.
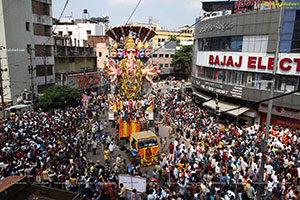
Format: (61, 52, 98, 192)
(192, 91, 211, 101)
(202, 100, 249, 117)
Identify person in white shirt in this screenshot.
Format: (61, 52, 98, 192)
(265, 163, 273, 175)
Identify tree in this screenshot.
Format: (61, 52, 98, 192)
(168, 35, 181, 45)
(37, 85, 81, 110)
(172, 45, 193, 69)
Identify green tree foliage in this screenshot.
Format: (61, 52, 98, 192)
(168, 35, 181, 45)
(172, 45, 193, 68)
(37, 85, 81, 110)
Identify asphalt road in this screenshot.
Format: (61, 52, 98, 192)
(86, 81, 190, 174)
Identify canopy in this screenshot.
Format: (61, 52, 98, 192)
(192, 91, 211, 101)
(203, 100, 249, 117)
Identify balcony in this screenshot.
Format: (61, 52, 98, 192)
(55, 46, 95, 57)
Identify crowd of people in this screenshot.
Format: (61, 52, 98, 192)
(1, 81, 300, 200)
(142, 84, 300, 200)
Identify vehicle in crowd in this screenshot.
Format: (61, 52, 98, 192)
(5, 104, 30, 119)
(129, 131, 159, 167)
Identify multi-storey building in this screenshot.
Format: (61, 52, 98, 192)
(53, 17, 106, 47)
(192, 5, 300, 128)
(0, 0, 55, 105)
(129, 18, 194, 47)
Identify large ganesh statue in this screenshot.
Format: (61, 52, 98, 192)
(104, 26, 160, 99)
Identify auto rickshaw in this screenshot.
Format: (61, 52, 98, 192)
(129, 131, 160, 167)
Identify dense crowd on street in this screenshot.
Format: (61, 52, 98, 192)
(1, 81, 300, 200)
(146, 83, 300, 200)
(109, 93, 154, 131)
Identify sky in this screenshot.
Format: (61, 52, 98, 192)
(52, 0, 203, 31)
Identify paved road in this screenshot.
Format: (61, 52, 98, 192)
(86, 81, 190, 174)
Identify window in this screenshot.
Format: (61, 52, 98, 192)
(231, 36, 243, 51)
(87, 30, 91, 35)
(292, 11, 300, 53)
(259, 73, 272, 89)
(68, 31, 72, 35)
(160, 64, 163, 68)
(26, 22, 30, 31)
(36, 65, 53, 76)
(197, 36, 243, 51)
(171, 54, 174, 58)
(165, 54, 169, 58)
(33, 24, 51, 36)
(35, 45, 52, 56)
(98, 52, 102, 57)
(165, 64, 169, 68)
(276, 75, 297, 92)
(32, 1, 50, 16)
(159, 54, 163, 58)
(153, 54, 157, 57)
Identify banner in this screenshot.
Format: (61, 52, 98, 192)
(82, 94, 89, 109)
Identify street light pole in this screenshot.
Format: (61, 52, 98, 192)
(0, 46, 6, 119)
(27, 46, 34, 107)
(215, 93, 220, 124)
(257, 6, 284, 200)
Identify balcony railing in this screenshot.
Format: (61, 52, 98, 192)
(55, 46, 95, 57)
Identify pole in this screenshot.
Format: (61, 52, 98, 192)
(44, 44, 47, 86)
(257, 6, 284, 199)
(0, 57, 5, 119)
(27, 47, 34, 107)
(98, 69, 101, 95)
(215, 93, 220, 124)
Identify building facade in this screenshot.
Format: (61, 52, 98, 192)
(54, 17, 106, 47)
(129, 19, 194, 47)
(192, 8, 300, 128)
(153, 47, 175, 79)
(54, 35, 96, 88)
(87, 35, 109, 70)
(0, 0, 55, 104)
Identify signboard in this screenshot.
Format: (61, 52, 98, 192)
(66, 72, 100, 89)
(118, 175, 146, 192)
(259, 104, 300, 120)
(196, 51, 300, 76)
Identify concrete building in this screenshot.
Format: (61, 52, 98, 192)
(192, 6, 300, 127)
(129, 18, 194, 47)
(54, 17, 106, 47)
(152, 42, 176, 79)
(87, 35, 109, 70)
(0, 0, 55, 105)
(54, 35, 96, 89)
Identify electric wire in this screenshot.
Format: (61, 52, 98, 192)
(125, 0, 142, 25)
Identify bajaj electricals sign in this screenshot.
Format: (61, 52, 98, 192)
(196, 51, 300, 75)
(234, 0, 300, 13)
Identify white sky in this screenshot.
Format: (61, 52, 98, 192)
(52, 0, 204, 31)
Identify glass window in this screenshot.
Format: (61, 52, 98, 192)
(246, 73, 253, 87)
(240, 71, 246, 86)
(259, 73, 272, 89)
(277, 75, 297, 92)
(137, 137, 158, 149)
(231, 36, 243, 51)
